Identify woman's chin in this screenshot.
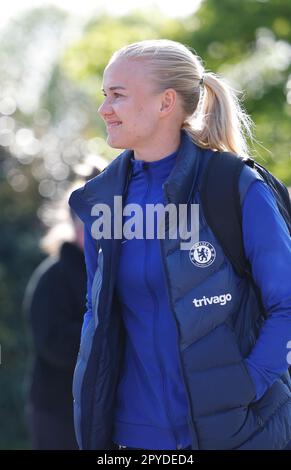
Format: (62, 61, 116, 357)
(106, 134, 127, 149)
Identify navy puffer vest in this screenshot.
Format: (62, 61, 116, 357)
(69, 131, 291, 450)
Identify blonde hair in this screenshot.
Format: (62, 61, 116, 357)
(110, 39, 253, 157)
(39, 181, 84, 256)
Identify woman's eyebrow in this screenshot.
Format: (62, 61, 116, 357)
(102, 86, 127, 92)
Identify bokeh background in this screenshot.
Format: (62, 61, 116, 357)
(0, 0, 290, 449)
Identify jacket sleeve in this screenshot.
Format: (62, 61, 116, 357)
(81, 224, 99, 337)
(241, 180, 291, 400)
(29, 262, 83, 369)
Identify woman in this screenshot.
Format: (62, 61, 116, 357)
(69, 39, 291, 450)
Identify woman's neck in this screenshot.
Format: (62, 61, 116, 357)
(133, 130, 181, 162)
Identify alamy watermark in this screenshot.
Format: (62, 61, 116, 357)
(90, 196, 199, 250)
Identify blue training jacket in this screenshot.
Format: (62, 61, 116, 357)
(69, 131, 291, 450)
(113, 149, 191, 449)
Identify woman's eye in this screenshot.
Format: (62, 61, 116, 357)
(101, 92, 123, 99)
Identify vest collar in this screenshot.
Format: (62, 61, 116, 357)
(163, 130, 202, 205)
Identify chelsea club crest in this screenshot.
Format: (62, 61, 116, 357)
(189, 241, 216, 268)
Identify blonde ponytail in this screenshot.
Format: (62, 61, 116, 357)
(183, 72, 253, 156)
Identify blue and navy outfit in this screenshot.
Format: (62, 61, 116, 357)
(69, 131, 291, 450)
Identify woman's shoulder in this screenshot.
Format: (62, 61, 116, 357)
(23, 255, 60, 313)
(238, 162, 264, 205)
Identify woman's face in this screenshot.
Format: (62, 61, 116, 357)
(98, 58, 165, 151)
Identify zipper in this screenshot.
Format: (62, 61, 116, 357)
(142, 164, 180, 447)
(160, 182, 199, 449)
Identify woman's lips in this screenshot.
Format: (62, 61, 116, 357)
(107, 121, 122, 129)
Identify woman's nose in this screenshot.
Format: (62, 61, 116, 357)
(98, 99, 112, 117)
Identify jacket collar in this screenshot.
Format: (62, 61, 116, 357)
(69, 130, 204, 224)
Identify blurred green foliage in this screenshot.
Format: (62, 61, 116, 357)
(0, 0, 291, 449)
(173, 0, 291, 183)
(0, 148, 43, 448)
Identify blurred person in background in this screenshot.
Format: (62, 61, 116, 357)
(23, 169, 100, 450)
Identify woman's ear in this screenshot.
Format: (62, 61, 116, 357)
(159, 89, 177, 115)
